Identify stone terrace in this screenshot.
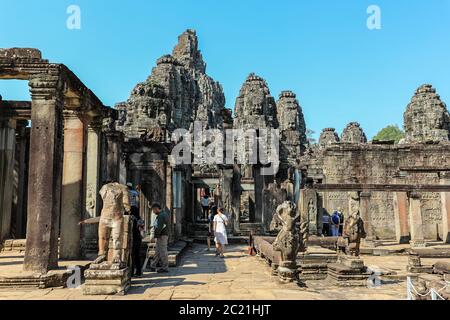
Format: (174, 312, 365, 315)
(2, 243, 446, 300)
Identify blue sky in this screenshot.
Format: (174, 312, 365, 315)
(1, 0, 449, 139)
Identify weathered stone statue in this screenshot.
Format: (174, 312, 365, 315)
(270, 201, 306, 283)
(95, 182, 131, 265)
(338, 192, 366, 256)
(83, 182, 133, 295)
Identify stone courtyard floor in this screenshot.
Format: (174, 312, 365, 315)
(2, 243, 444, 300)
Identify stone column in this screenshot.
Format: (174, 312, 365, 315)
(409, 192, 426, 248)
(221, 166, 234, 233)
(82, 121, 101, 252)
(60, 110, 86, 259)
(0, 118, 16, 242)
(359, 192, 375, 247)
(119, 152, 127, 185)
(440, 172, 450, 243)
(12, 120, 29, 238)
(24, 75, 64, 273)
(166, 163, 176, 241)
(231, 164, 241, 234)
(393, 192, 410, 244)
(104, 131, 120, 182)
(254, 166, 264, 224)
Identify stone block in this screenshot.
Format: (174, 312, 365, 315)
(83, 264, 130, 295)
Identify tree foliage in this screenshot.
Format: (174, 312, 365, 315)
(373, 125, 405, 144)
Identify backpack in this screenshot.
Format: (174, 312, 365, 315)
(331, 212, 340, 225)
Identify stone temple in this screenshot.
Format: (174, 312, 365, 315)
(0, 30, 449, 300)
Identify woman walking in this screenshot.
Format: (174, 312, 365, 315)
(213, 207, 228, 258)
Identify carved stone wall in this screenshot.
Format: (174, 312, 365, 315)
(117, 29, 227, 143)
(368, 192, 396, 240)
(404, 84, 450, 143)
(277, 91, 307, 166)
(319, 128, 340, 148)
(309, 144, 450, 240)
(341, 122, 367, 144)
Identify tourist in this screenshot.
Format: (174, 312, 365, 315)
(322, 213, 330, 236)
(149, 202, 170, 273)
(207, 203, 218, 252)
(213, 207, 229, 258)
(127, 182, 139, 217)
(201, 194, 210, 220)
(338, 208, 344, 236)
(330, 210, 340, 237)
(130, 207, 145, 277)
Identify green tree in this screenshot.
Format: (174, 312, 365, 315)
(373, 125, 405, 144)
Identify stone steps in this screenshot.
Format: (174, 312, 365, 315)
(143, 240, 189, 268)
(0, 239, 26, 253)
(0, 269, 76, 289)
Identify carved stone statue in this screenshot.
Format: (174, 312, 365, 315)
(270, 201, 306, 283)
(95, 182, 131, 265)
(338, 192, 366, 256)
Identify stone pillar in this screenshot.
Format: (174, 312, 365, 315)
(0, 118, 16, 242)
(359, 192, 375, 247)
(409, 192, 426, 248)
(104, 131, 120, 182)
(221, 166, 234, 233)
(82, 121, 102, 252)
(231, 164, 241, 234)
(166, 163, 175, 241)
(12, 120, 29, 238)
(60, 110, 86, 259)
(24, 75, 64, 273)
(119, 152, 127, 185)
(254, 166, 264, 224)
(393, 192, 410, 244)
(440, 172, 450, 243)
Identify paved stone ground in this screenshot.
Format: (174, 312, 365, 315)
(0, 243, 427, 300)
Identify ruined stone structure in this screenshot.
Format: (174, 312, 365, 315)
(341, 122, 367, 144)
(0, 48, 116, 274)
(404, 84, 450, 143)
(302, 84, 450, 247)
(1, 31, 450, 292)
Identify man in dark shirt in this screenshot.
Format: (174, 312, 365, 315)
(338, 208, 344, 236)
(150, 202, 169, 273)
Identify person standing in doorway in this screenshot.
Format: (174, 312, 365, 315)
(201, 194, 210, 220)
(322, 213, 330, 237)
(149, 203, 169, 273)
(130, 206, 145, 277)
(331, 209, 340, 237)
(213, 207, 228, 258)
(207, 203, 218, 252)
(127, 182, 139, 217)
(337, 208, 344, 236)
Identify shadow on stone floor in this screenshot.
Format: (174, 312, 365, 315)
(128, 276, 206, 295)
(0, 256, 22, 260)
(0, 261, 22, 266)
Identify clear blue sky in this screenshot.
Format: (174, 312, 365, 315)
(1, 0, 450, 139)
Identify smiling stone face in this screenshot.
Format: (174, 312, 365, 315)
(404, 84, 450, 143)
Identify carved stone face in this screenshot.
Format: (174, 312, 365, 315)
(245, 92, 265, 115)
